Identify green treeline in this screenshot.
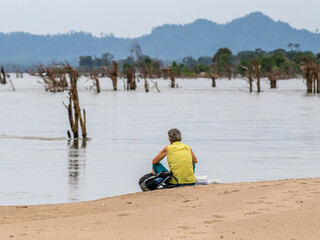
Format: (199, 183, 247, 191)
(79, 47, 320, 79)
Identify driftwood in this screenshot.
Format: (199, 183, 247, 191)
(9, 80, 15, 91)
(151, 80, 161, 92)
(63, 63, 87, 139)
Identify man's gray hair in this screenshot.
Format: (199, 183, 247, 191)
(168, 128, 182, 142)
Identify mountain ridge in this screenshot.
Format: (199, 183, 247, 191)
(0, 12, 319, 66)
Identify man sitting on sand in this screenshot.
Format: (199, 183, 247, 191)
(152, 128, 198, 186)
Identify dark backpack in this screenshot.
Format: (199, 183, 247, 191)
(138, 171, 178, 191)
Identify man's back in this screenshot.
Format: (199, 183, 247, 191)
(167, 141, 196, 184)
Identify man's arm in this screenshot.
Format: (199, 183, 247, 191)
(152, 146, 168, 164)
(190, 148, 198, 163)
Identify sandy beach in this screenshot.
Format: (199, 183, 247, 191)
(0, 178, 319, 240)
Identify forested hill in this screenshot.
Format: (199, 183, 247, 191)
(0, 12, 320, 67)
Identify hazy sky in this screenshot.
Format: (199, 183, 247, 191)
(0, 0, 318, 37)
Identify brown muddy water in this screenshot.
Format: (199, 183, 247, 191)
(0, 75, 319, 205)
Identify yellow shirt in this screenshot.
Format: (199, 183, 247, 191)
(167, 142, 196, 184)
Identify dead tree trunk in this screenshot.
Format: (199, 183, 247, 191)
(211, 75, 216, 88)
(169, 67, 175, 88)
(109, 61, 118, 91)
(252, 60, 261, 93)
(14, 68, 23, 78)
(316, 64, 320, 94)
(209, 66, 218, 88)
(240, 65, 253, 93)
(306, 71, 313, 93)
(63, 63, 87, 139)
(125, 65, 136, 90)
(267, 70, 277, 89)
(301, 59, 315, 94)
(226, 65, 232, 80)
(89, 71, 100, 93)
(144, 76, 149, 92)
(0, 66, 7, 84)
(93, 76, 101, 93)
(103, 60, 118, 91)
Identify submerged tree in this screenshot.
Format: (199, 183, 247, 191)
(101, 61, 118, 91)
(209, 65, 218, 88)
(131, 43, 149, 92)
(252, 59, 261, 93)
(88, 69, 101, 93)
(162, 67, 176, 88)
(240, 64, 254, 92)
(123, 64, 136, 90)
(300, 58, 320, 94)
(13, 66, 23, 78)
(212, 48, 233, 79)
(0, 66, 7, 84)
(63, 63, 87, 139)
(266, 68, 278, 89)
(27, 63, 68, 92)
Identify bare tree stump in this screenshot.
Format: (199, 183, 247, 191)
(240, 65, 253, 93)
(267, 70, 277, 89)
(0, 66, 7, 84)
(169, 67, 175, 88)
(102, 60, 118, 91)
(211, 76, 216, 88)
(252, 60, 261, 93)
(301, 59, 318, 94)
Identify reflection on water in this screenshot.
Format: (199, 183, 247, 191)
(0, 76, 320, 205)
(68, 139, 87, 202)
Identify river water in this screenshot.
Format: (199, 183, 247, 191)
(0, 75, 319, 205)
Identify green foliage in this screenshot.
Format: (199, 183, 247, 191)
(271, 50, 286, 67)
(102, 53, 114, 66)
(212, 48, 233, 77)
(182, 56, 197, 68)
(79, 56, 93, 69)
(237, 59, 251, 75)
(197, 56, 212, 66)
(78, 46, 317, 78)
(293, 51, 316, 64)
(212, 48, 232, 63)
(260, 57, 274, 73)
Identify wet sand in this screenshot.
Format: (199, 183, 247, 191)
(1, 178, 319, 240)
